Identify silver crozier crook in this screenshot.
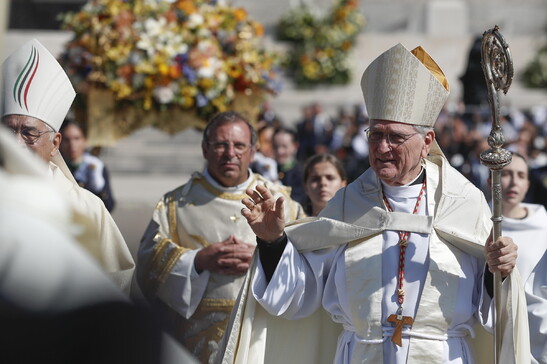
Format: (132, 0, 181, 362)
(480, 25, 513, 364)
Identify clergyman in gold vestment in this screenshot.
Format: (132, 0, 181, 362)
(137, 111, 305, 362)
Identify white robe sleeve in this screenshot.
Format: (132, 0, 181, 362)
(252, 240, 339, 319)
(156, 249, 209, 318)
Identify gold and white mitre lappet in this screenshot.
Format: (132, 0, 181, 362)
(1, 39, 135, 294)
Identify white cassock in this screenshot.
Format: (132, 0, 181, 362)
(503, 203, 547, 364)
(218, 156, 530, 364)
(253, 175, 484, 363)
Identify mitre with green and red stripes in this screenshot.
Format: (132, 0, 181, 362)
(2, 39, 75, 131)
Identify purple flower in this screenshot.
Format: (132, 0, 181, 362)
(262, 70, 283, 93)
(196, 93, 208, 108)
(182, 65, 197, 85)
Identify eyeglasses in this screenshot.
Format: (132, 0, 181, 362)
(365, 128, 418, 146)
(208, 141, 251, 154)
(7, 126, 55, 145)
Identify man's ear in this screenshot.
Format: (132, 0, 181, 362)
(51, 132, 62, 158)
(421, 130, 435, 158)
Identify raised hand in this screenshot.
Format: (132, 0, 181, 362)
(484, 236, 518, 278)
(194, 235, 255, 275)
(241, 184, 286, 242)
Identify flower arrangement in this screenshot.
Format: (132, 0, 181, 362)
(59, 0, 281, 142)
(275, 0, 365, 87)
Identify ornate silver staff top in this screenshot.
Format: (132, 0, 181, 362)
(480, 25, 513, 172)
(480, 25, 513, 364)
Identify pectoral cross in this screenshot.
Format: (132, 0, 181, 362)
(387, 310, 414, 347)
(230, 213, 241, 223)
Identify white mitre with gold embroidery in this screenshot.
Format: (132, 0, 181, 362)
(2, 39, 75, 132)
(361, 43, 450, 157)
(361, 43, 449, 127)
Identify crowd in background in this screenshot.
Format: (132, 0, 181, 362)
(255, 100, 547, 209)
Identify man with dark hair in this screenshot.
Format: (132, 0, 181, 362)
(137, 111, 305, 362)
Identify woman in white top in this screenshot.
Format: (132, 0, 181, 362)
(501, 152, 547, 364)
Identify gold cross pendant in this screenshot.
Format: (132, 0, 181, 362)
(387, 311, 414, 347)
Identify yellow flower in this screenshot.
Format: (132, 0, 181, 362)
(181, 85, 198, 97)
(212, 97, 228, 112)
(105, 45, 128, 61)
(182, 96, 194, 108)
(144, 77, 155, 89)
(158, 63, 170, 76)
(198, 78, 215, 89)
(111, 80, 132, 99)
(303, 62, 320, 78)
(227, 66, 242, 78)
(143, 95, 152, 110)
(134, 60, 154, 74)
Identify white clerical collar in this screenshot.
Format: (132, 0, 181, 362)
(380, 168, 425, 197)
(203, 168, 254, 193)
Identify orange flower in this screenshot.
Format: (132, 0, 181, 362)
(169, 64, 181, 79)
(233, 8, 247, 22)
(158, 76, 171, 86)
(341, 40, 351, 51)
(164, 10, 177, 23)
(253, 22, 264, 37)
(176, 0, 196, 15)
(117, 64, 134, 80)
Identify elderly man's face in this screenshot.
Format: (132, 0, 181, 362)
(1, 114, 60, 163)
(368, 120, 433, 186)
(202, 119, 256, 187)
